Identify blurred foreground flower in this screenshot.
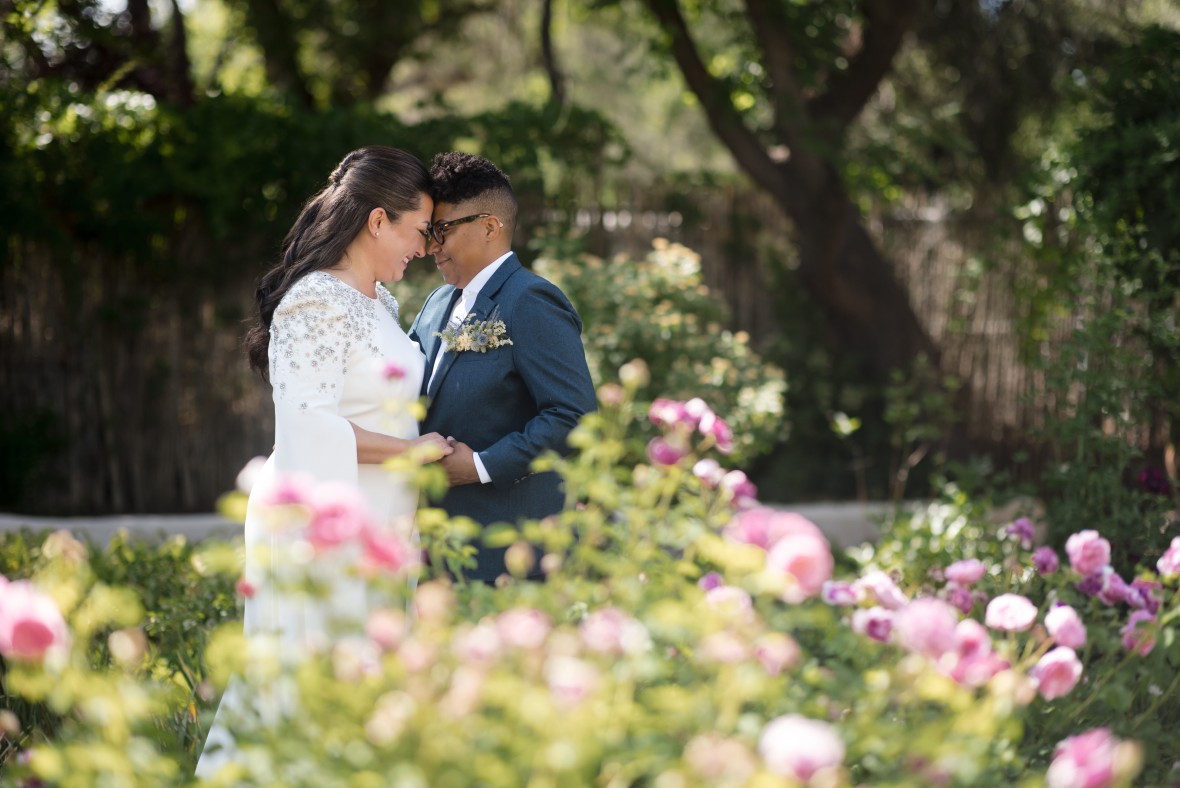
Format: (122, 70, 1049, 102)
(0, 578, 70, 662)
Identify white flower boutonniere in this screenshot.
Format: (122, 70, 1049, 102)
(436, 307, 514, 354)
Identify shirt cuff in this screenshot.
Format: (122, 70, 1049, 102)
(473, 452, 492, 485)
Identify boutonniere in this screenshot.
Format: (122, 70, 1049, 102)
(436, 307, 514, 354)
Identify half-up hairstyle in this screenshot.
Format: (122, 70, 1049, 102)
(245, 146, 431, 378)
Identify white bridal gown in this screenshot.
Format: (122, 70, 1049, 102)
(196, 271, 424, 777)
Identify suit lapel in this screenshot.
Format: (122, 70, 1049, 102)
(426, 256, 522, 399)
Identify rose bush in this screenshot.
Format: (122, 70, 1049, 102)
(0, 368, 1176, 786)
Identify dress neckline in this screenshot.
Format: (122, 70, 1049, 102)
(314, 270, 380, 302)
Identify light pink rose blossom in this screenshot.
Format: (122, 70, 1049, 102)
(894, 598, 959, 659)
(1065, 530, 1111, 576)
(365, 609, 408, 652)
(1157, 536, 1180, 578)
(944, 619, 1009, 688)
(0, 580, 70, 662)
(704, 585, 756, 623)
(945, 559, 987, 586)
(544, 655, 600, 706)
(853, 570, 909, 610)
(452, 620, 502, 665)
(698, 410, 734, 454)
(766, 532, 834, 603)
(360, 527, 417, 573)
(495, 608, 552, 651)
(719, 470, 758, 507)
(758, 715, 845, 782)
(1031, 647, 1083, 700)
(381, 361, 406, 380)
(580, 608, 651, 655)
(851, 607, 894, 643)
(305, 481, 376, 550)
(1121, 610, 1156, 656)
(255, 471, 315, 507)
(692, 459, 725, 488)
(723, 507, 825, 551)
(754, 633, 801, 675)
(985, 594, 1038, 632)
(1045, 605, 1087, 649)
(648, 398, 692, 428)
(1047, 728, 1125, 788)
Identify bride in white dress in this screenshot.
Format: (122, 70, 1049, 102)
(196, 146, 450, 778)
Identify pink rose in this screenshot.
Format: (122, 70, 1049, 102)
(1045, 605, 1087, 649)
(1065, 530, 1111, 576)
(360, 527, 417, 573)
(0, 580, 70, 662)
(821, 580, 860, 607)
(305, 481, 375, 550)
(853, 570, 909, 611)
(724, 507, 825, 551)
(945, 619, 1008, 687)
(754, 632, 801, 675)
(1157, 536, 1180, 578)
(1031, 647, 1083, 700)
(1121, 610, 1155, 656)
(766, 532, 833, 603)
(452, 620, 502, 665)
(719, 470, 758, 507)
(366, 609, 408, 652)
(944, 584, 975, 614)
(381, 361, 406, 380)
(945, 559, 986, 586)
(256, 471, 315, 507)
(1095, 569, 1128, 606)
(495, 608, 552, 651)
(544, 655, 600, 706)
(758, 715, 845, 782)
(580, 608, 651, 655)
(1033, 546, 1060, 575)
(851, 607, 894, 643)
(985, 594, 1038, 632)
(704, 585, 755, 623)
(649, 398, 693, 428)
(698, 410, 734, 454)
(1047, 728, 1127, 788)
(1006, 517, 1035, 546)
(646, 436, 686, 466)
(894, 598, 959, 659)
(693, 459, 725, 488)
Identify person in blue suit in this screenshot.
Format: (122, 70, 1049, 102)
(409, 152, 596, 582)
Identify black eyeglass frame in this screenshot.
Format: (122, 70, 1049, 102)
(427, 213, 493, 246)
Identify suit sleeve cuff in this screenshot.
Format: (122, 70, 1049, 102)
(473, 452, 492, 484)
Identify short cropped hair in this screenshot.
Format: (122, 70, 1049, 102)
(430, 151, 518, 234)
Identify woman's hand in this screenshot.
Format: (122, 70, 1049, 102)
(412, 432, 454, 463)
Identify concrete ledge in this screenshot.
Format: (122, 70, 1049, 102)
(0, 513, 241, 545)
(0, 501, 913, 549)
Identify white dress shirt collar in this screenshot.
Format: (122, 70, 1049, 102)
(460, 250, 513, 306)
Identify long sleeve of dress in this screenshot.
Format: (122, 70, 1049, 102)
(268, 279, 359, 487)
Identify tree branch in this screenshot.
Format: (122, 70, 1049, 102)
(742, 0, 806, 149)
(807, 0, 921, 134)
(541, 0, 566, 107)
(642, 0, 785, 201)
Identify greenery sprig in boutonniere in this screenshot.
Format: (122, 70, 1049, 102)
(436, 307, 513, 354)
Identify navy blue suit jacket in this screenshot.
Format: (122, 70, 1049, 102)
(408, 254, 596, 581)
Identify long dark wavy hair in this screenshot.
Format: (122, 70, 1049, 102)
(245, 146, 431, 379)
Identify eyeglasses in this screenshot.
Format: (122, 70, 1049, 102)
(426, 213, 493, 246)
